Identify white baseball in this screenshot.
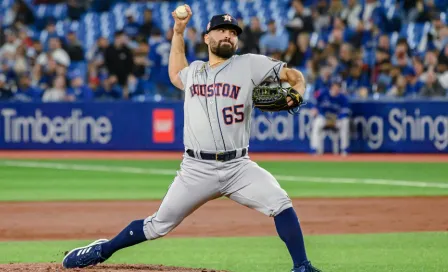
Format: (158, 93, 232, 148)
(175, 5, 188, 19)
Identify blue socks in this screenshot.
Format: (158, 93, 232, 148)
(99, 210, 307, 266)
(274, 207, 308, 267)
(100, 219, 147, 259)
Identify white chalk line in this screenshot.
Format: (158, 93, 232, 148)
(1, 160, 448, 189)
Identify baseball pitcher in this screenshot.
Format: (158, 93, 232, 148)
(63, 5, 321, 272)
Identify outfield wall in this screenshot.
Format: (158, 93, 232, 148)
(0, 100, 447, 153)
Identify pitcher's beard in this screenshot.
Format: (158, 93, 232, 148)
(210, 39, 236, 59)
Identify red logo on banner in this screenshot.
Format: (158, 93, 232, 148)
(153, 109, 174, 143)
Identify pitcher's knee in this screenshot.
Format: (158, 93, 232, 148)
(143, 214, 179, 240)
(270, 198, 293, 217)
(256, 194, 292, 217)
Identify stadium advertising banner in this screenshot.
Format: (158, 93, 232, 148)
(0, 101, 447, 153)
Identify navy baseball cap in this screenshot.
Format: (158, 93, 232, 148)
(206, 14, 243, 35)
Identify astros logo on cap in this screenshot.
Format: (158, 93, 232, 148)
(223, 14, 232, 22)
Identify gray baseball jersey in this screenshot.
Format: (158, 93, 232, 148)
(179, 54, 285, 152)
(143, 54, 293, 240)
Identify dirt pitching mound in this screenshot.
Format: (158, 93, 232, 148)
(0, 264, 227, 272)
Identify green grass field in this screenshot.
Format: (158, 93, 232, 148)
(0, 159, 447, 271)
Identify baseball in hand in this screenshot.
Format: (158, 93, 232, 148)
(175, 5, 188, 19)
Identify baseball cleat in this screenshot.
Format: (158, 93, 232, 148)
(62, 239, 109, 268)
(291, 261, 322, 272)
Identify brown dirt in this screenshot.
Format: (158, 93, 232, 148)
(1, 197, 447, 242)
(0, 263, 227, 272)
(0, 150, 447, 162)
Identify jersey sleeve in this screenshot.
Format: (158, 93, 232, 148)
(178, 66, 189, 87)
(247, 54, 287, 86)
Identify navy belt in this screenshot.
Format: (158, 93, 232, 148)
(186, 148, 247, 162)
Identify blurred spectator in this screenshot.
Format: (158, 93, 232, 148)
(377, 34, 391, 54)
(336, 43, 354, 79)
(13, 73, 43, 102)
(3, 0, 35, 27)
(260, 20, 289, 56)
(326, 22, 345, 55)
(139, 9, 157, 40)
(87, 36, 109, 77)
(310, 76, 350, 155)
(282, 42, 298, 67)
(194, 32, 209, 62)
(67, 71, 94, 101)
(403, 67, 424, 97)
(0, 29, 20, 60)
(420, 70, 446, 97)
(392, 39, 412, 69)
(328, 0, 343, 17)
(35, 55, 55, 89)
(132, 38, 150, 78)
(1, 59, 16, 84)
(432, 25, 448, 51)
(186, 27, 200, 62)
(282, 32, 312, 68)
(127, 74, 147, 100)
(123, 10, 141, 40)
(438, 45, 448, 75)
(373, 47, 393, 94)
(17, 26, 33, 48)
(413, 57, 426, 81)
(239, 17, 264, 54)
(314, 65, 332, 92)
(87, 76, 100, 94)
(349, 21, 373, 49)
(65, 31, 84, 62)
(0, 74, 13, 100)
(428, 11, 445, 46)
(387, 75, 407, 97)
(424, 49, 439, 72)
(105, 30, 134, 98)
(87, 37, 109, 62)
(40, 19, 64, 51)
(286, 0, 314, 41)
(95, 75, 122, 101)
(36, 37, 70, 67)
(312, 0, 332, 33)
(412, 0, 432, 23)
(13, 44, 30, 75)
(42, 75, 68, 102)
(148, 29, 178, 98)
(346, 54, 370, 97)
(27, 39, 44, 65)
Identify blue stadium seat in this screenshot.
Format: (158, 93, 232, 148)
(399, 23, 431, 52)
